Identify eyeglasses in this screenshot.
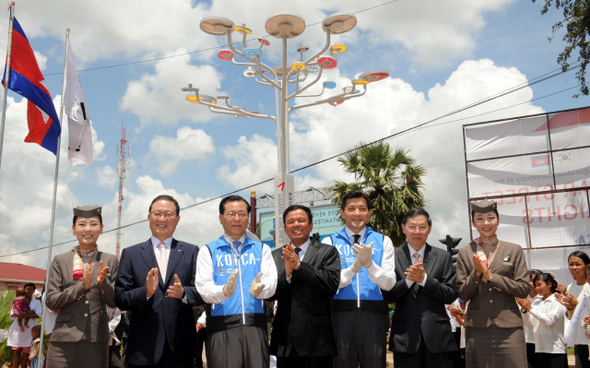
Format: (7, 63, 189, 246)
(406, 225, 429, 233)
(224, 212, 248, 219)
(150, 211, 177, 219)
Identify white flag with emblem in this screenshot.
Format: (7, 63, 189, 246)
(64, 39, 92, 166)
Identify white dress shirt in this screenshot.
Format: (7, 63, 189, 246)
(522, 293, 567, 354)
(323, 227, 395, 291)
(523, 294, 543, 343)
(195, 234, 277, 304)
(566, 282, 590, 344)
(151, 236, 171, 275)
(151, 236, 172, 256)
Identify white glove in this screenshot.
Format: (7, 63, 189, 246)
(353, 242, 374, 268)
(249, 272, 265, 298)
(350, 244, 363, 273)
(223, 269, 239, 297)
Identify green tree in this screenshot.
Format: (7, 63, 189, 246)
(0, 290, 15, 365)
(331, 141, 426, 246)
(533, 0, 590, 96)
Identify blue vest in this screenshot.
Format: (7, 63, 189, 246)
(331, 227, 385, 301)
(205, 236, 266, 333)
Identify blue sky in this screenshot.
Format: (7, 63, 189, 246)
(0, 0, 588, 268)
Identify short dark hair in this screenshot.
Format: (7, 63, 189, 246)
(340, 191, 372, 210)
(73, 214, 103, 226)
(402, 209, 432, 226)
(568, 251, 590, 265)
(219, 195, 251, 214)
(535, 272, 558, 293)
(24, 282, 36, 290)
(283, 205, 313, 226)
(149, 195, 180, 216)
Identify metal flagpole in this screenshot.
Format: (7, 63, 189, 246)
(39, 28, 69, 368)
(0, 2, 16, 174)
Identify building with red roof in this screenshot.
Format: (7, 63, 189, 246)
(0, 262, 46, 293)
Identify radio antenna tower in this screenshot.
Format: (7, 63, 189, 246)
(115, 121, 130, 259)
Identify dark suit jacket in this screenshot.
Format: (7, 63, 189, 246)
(114, 239, 202, 366)
(45, 251, 118, 343)
(269, 238, 341, 358)
(384, 243, 458, 355)
(456, 240, 530, 328)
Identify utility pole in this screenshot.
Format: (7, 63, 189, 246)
(115, 121, 130, 259)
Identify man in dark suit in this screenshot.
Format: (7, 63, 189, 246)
(115, 195, 202, 368)
(384, 208, 458, 368)
(270, 204, 341, 368)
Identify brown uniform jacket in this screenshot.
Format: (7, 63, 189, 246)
(456, 240, 530, 328)
(45, 251, 119, 342)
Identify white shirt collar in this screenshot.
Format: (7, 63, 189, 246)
(151, 236, 172, 249)
(293, 238, 311, 260)
(345, 227, 366, 242)
(223, 234, 246, 247)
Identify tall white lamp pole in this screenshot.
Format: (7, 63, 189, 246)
(183, 12, 389, 246)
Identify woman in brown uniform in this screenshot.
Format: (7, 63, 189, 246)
(456, 199, 530, 368)
(45, 206, 119, 368)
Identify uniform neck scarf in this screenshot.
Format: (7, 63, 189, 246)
(72, 246, 98, 280)
(473, 235, 499, 267)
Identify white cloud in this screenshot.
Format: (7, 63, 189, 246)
(3, 1, 514, 71)
(33, 51, 47, 71)
(120, 48, 224, 126)
(217, 134, 278, 190)
(90, 122, 106, 162)
(98, 176, 226, 254)
(96, 166, 117, 188)
(0, 95, 110, 267)
(11, 1, 213, 65)
(0, 97, 79, 266)
(148, 126, 215, 176)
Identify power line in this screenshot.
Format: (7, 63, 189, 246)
(0, 70, 582, 260)
(44, 0, 402, 76)
(1, 2, 585, 259)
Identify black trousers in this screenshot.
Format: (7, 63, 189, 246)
(393, 338, 457, 368)
(575, 345, 590, 368)
(332, 309, 387, 368)
(526, 343, 536, 368)
(535, 353, 566, 368)
(276, 347, 333, 368)
(128, 337, 192, 368)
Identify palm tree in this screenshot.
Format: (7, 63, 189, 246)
(331, 141, 426, 246)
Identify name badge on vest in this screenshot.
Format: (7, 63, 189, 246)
(502, 254, 512, 266)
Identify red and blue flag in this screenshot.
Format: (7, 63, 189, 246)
(2, 18, 60, 154)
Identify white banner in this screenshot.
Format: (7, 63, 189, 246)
(547, 109, 590, 150)
(464, 108, 590, 249)
(467, 154, 554, 198)
(465, 115, 549, 161)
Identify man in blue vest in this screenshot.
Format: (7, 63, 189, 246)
(324, 190, 395, 368)
(195, 195, 278, 368)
